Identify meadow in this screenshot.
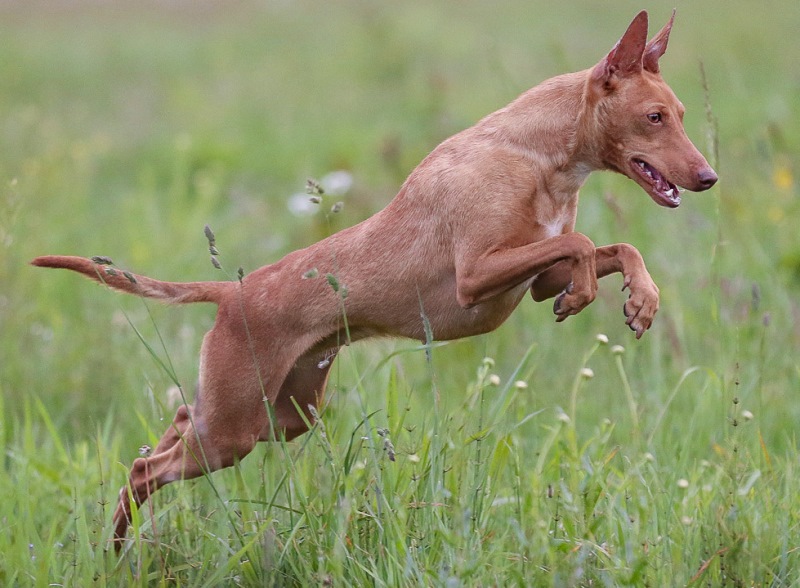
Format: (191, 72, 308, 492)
(1, 0, 799, 585)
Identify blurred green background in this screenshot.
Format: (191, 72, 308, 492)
(2, 0, 797, 428)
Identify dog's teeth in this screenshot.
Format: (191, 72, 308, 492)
(665, 188, 674, 197)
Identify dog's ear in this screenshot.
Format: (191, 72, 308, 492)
(591, 10, 648, 90)
(643, 9, 675, 73)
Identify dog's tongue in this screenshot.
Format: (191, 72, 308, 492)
(655, 172, 671, 193)
(639, 160, 679, 205)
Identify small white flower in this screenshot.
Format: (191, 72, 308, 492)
(580, 367, 594, 379)
(596, 333, 609, 344)
(677, 478, 689, 489)
(166, 385, 183, 409)
(320, 170, 354, 196)
(741, 410, 754, 421)
(514, 380, 528, 390)
(287, 192, 319, 216)
(482, 357, 495, 367)
(557, 412, 571, 424)
(611, 345, 625, 355)
(488, 374, 501, 386)
(408, 454, 420, 463)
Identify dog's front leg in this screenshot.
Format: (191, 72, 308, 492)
(531, 243, 658, 338)
(456, 232, 598, 318)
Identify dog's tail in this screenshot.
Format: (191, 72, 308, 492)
(31, 255, 231, 305)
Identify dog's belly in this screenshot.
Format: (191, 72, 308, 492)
(410, 280, 531, 342)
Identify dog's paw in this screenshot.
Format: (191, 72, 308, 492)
(553, 281, 596, 322)
(621, 275, 659, 338)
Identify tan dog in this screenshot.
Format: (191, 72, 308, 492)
(32, 10, 716, 550)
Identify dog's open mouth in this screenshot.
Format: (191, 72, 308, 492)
(631, 159, 681, 208)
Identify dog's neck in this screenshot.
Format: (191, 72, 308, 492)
(477, 70, 599, 197)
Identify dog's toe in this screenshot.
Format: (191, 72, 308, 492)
(553, 282, 595, 322)
(553, 292, 565, 315)
(552, 282, 574, 316)
(623, 295, 656, 338)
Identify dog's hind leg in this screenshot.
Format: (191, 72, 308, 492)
(111, 396, 265, 550)
(112, 329, 275, 550)
(112, 403, 207, 548)
(261, 347, 338, 442)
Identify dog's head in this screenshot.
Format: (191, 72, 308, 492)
(587, 10, 717, 207)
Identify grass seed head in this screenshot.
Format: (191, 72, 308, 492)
(383, 438, 396, 461)
(306, 178, 324, 196)
(325, 273, 339, 292)
(203, 224, 216, 246)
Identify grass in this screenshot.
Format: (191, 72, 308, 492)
(1, 0, 799, 585)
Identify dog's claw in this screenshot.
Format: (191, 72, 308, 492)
(553, 293, 564, 315)
(553, 282, 575, 316)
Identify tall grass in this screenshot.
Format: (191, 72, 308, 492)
(1, 0, 799, 585)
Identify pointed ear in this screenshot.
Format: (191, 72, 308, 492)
(591, 11, 649, 88)
(643, 9, 676, 73)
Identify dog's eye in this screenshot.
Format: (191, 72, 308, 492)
(647, 112, 662, 124)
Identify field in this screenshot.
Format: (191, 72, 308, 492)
(1, 0, 799, 585)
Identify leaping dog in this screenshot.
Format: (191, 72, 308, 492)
(32, 10, 716, 550)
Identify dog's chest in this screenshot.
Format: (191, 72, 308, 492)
(539, 207, 574, 239)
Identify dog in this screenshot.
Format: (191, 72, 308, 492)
(32, 10, 717, 550)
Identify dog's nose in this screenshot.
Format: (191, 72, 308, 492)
(696, 167, 718, 191)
